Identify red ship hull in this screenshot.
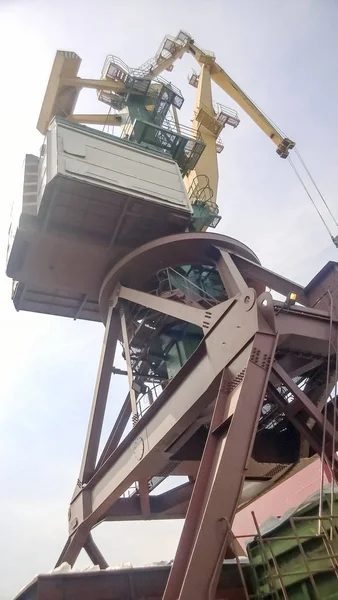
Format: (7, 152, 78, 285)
(233, 459, 331, 547)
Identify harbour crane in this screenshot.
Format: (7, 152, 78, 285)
(7, 29, 338, 600)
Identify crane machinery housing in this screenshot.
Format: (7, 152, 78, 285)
(7, 30, 338, 600)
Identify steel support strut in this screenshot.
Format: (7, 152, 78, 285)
(84, 533, 109, 569)
(163, 330, 277, 600)
(77, 304, 120, 487)
(269, 362, 338, 481)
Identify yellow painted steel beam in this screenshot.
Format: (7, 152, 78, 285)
(60, 77, 128, 92)
(68, 114, 122, 126)
(185, 64, 219, 207)
(37, 53, 134, 135)
(148, 44, 189, 78)
(188, 42, 295, 154)
(37, 50, 82, 135)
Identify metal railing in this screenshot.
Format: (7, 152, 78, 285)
(219, 506, 338, 600)
(160, 116, 199, 140)
(101, 54, 131, 80)
(158, 266, 219, 308)
(188, 174, 214, 203)
(245, 512, 338, 599)
(213, 101, 240, 127)
(136, 381, 165, 419)
(102, 31, 192, 82)
(154, 75, 184, 100)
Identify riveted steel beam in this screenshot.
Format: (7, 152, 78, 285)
(163, 331, 277, 600)
(118, 285, 209, 329)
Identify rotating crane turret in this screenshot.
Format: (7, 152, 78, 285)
(36, 30, 294, 232)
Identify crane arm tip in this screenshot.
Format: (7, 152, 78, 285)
(277, 137, 296, 158)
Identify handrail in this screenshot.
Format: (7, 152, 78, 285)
(188, 174, 214, 203)
(101, 54, 131, 79)
(165, 266, 218, 306)
(102, 31, 192, 81)
(213, 101, 239, 119)
(161, 116, 201, 140)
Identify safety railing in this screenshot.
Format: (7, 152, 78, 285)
(153, 75, 184, 106)
(188, 174, 214, 203)
(217, 504, 338, 600)
(136, 381, 165, 420)
(246, 511, 338, 599)
(101, 54, 130, 80)
(213, 101, 240, 128)
(158, 266, 219, 309)
(216, 136, 224, 153)
(102, 31, 192, 83)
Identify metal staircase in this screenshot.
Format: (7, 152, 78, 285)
(122, 263, 224, 393)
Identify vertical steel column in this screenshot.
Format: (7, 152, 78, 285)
(163, 329, 277, 600)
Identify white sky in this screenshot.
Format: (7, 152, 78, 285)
(1, 1, 338, 598)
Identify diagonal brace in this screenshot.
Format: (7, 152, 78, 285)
(272, 362, 336, 439)
(118, 285, 209, 328)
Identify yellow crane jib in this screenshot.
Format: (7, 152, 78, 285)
(186, 41, 295, 159)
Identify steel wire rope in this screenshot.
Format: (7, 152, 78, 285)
(287, 156, 335, 242)
(102, 105, 112, 132)
(242, 90, 337, 243)
(319, 290, 334, 532)
(294, 147, 338, 229)
(330, 327, 338, 536)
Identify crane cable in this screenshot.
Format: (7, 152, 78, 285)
(287, 155, 336, 242)
(240, 77, 338, 506)
(102, 106, 112, 133)
(294, 147, 338, 229)
(242, 91, 338, 245)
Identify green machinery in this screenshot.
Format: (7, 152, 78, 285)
(99, 54, 221, 231)
(247, 488, 338, 599)
(125, 264, 228, 400)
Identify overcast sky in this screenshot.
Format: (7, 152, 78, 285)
(0, 1, 338, 599)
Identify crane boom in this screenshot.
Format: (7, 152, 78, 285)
(139, 33, 294, 158)
(147, 44, 189, 78)
(38, 33, 294, 158)
(188, 42, 295, 158)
